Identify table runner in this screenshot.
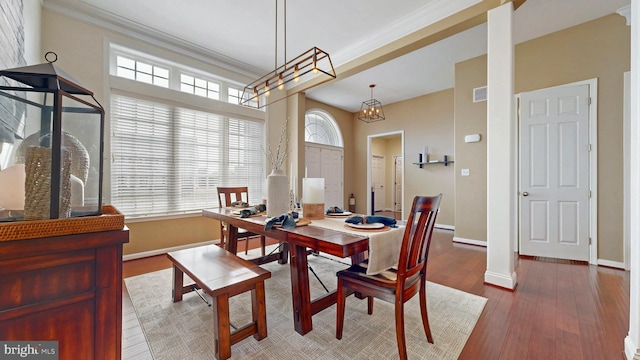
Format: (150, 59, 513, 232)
(308, 217, 405, 275)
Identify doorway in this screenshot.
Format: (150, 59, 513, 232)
(518, 80, 597, 263)
(367, 131, 404, 217)
(372, 155, 385, 212)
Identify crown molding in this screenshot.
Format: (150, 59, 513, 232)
(330, 0, 482, 66)
(617, 5, 631, 26)
(41, 0, 262, 78)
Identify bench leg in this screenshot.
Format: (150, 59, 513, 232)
(251, 281, 268, 340)
(172, 265, 184, 302)
(212, 293, 231, 360)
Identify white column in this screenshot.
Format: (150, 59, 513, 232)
(485, 2, 517, 289)
(625, 1, 640, 358)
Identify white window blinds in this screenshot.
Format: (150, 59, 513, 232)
(111, 94, 264, 217)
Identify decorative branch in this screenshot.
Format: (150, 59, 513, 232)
(264, 118, 289, 171)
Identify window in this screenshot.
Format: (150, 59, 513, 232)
(110, 94, 264, 217)
(228, 87, 242, 104)
(116, 56, 169, 88)
(180, 74, 220, 100)
(228, 87, 259, 108)
(305, 110, 343, 147)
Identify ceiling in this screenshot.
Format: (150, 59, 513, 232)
(45, 0, 630, 112)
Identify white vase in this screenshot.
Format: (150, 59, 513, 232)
(267, 168, 290, 217)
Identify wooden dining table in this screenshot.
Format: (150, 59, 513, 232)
(202, 207, 371, 335)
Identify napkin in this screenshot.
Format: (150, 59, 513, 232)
(326, 206, 344, 214)
(345, 215, 397, 228)
(239, 204, 266, 218)
(264, 211, 299, 230)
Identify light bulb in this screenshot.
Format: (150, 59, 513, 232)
(312, 54, 318, 74)
(265, 80, 270, 97)
(293, 65, 299, 82)
(278, 73, 284, 90)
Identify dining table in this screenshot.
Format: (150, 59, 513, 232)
(202, 207, 405, 335)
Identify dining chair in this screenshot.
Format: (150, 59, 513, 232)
(335, 194, 442, 360)
(217, 186, 266, 256)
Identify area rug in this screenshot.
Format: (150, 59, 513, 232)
(125, 248, 487, 359)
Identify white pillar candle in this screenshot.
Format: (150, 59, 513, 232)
(302, 178, 324, 204)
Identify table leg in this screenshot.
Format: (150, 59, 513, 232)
(227, 225, 238, 254)
(289, 243, 313, 335)
(172, 265, 184, 302)
(278, 242, 289, 265)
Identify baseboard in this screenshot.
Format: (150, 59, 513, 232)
(484, 270, 517, 290)
(436, 224, 454, 231)
(123, 239, 220, 261)
(453, 237, 487, 247)
(597, 259, 626, 270)
(625, 336, 640, 360)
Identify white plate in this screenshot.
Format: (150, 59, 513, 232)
(326, 211, 353, 216)
(345, 222, 385, 229)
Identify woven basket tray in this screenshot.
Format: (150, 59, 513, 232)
(0, 205, 125, 242)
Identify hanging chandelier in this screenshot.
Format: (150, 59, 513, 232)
(240, 0, 336, 109)
(358, 84, 385, 123)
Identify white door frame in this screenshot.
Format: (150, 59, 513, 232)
(367, 131, 404, 217)
(516, 78, 598, 265)
(394, 156, 403, 212)
(624, 71, 631, 270)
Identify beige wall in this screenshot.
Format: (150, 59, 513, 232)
(40, 10, 255, 255)
(39, 8, 629, 261)
(516, 14, 629, 262)
(125, 217, 219, 255)
(453, 14, 629, 262)
(454, 56, 488, 242)
(350, 89, 456, 226)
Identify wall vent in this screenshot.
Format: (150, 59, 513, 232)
(473, 86, 487, 102)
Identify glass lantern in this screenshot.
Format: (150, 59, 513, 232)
(0, 52, 104, 221)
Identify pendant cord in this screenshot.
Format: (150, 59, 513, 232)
(275, 0, 278, 71)
(284, 0, 287, 65)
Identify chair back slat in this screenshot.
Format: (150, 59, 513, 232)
(396, 194, 442, 289)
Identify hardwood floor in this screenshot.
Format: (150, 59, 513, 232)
(122, 229, 629, 359)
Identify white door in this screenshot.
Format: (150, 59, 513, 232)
(305, 144, 344, 208)
(519, 84, 590, 261)
(394, 157, 403, 212)
(321, 148, 343, 208)
(306, 146, 321, 178)
(372, 155, 385, 212)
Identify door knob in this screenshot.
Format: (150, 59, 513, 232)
(522, 192, 529, 196)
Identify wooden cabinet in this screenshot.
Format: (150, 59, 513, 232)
(0, 228, 129, 360)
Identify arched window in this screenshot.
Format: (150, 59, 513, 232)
(305, 109, 343, 147)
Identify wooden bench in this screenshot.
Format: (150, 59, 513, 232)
(167, 244, 271, 360)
